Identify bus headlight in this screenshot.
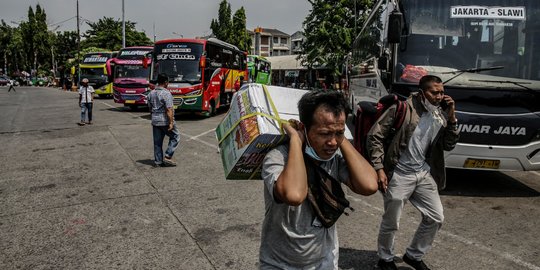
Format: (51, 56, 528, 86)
(187, 89, 202, 96)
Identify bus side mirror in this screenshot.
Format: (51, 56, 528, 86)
(200, 56, 206, 68)
(143, 57, 149, 69)
(388, 11, 403, 44)
(378, 56, 388, 70)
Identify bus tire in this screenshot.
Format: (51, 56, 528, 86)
(210, 99, 217, 116)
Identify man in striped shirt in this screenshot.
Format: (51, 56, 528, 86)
(148, 73, 180, 167)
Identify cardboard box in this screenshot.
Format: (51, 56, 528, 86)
(215, 84, 352, 180)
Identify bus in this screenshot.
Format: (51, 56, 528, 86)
(148, 38, 247, 116)
(350, 0, 540, 171)
(247, 55, 271, 84)
(110, 46, 153, 108)
(80, 52, 114, 97)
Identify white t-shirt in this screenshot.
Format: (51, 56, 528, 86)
(79, 86, 95, 103)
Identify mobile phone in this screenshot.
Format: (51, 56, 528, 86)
(440, 99, 449, 110)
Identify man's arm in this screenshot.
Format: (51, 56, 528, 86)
(166, 107, 174, 131)
(273, 122, 308, 206)
(366, 105, 397, 192)
(340, 139, 378, 195)
(442, 95, 459, 151)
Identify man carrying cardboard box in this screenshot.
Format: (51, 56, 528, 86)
(259, 90, 378, 269)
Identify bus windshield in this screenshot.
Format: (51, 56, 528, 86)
(81, 67, 106, 80)
(115, 65, 149, 79)
(397, 0, 540, 89)
(152, 42, 203, 84)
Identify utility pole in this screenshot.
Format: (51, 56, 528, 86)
(77, 0, 81, 87)
(122, 0, 126, 48)
(153, 21, 156, 43)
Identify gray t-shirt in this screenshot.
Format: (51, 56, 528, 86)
(259, 145, 350, 270)
(148, 86, 174, 126)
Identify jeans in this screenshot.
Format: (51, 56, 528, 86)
(81, 103, 93, 123)
(378, 168, 444, 262)
(152, 123, 180, 165)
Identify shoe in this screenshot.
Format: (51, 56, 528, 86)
(163, 157, 177, 166)
(86, 122, 92, 125)
(403, 254, 431, 270)
(377, 259, 398, 270)
(77, 122, 86, 126)
(153, 162, 164, 168)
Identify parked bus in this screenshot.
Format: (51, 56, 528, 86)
(109, 46, 153, 108)
(350, 0, 540, 171)
(80, 52, 114, 97)
(148, 38, 247, 116)
(247, 55, 271, 84)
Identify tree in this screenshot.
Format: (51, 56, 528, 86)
(210, 0, 232, 43)
(82, 17, 152, 51)
(210, 0, 250, 51)
(231, 7, 251, 51)
(19, 4, 52, 75)
(302, 0, 374, 79)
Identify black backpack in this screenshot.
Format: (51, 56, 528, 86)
(353, 94, 408, 158)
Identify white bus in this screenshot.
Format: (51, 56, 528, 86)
(350, 0, 540, 171)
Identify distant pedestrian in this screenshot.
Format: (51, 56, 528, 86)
(78, 78, 95, 126)
(147, 73, 180, 167)
(8, 81, 16, 92)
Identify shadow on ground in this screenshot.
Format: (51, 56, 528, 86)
(441, 168, 540, 197)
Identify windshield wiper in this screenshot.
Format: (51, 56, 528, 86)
(441, 66, 504, 84)
(469, 79, 533, 91)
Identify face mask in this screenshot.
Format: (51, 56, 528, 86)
(422, 94, 439, 112)
(304, 127, 337, 162)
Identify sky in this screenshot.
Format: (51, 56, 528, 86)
(1, 0, 311, 41)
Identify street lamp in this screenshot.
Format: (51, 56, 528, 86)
(172, 32, 183, 38)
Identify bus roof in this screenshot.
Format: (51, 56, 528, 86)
(154, 38, 242, 52)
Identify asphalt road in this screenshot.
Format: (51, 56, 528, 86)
(1, 86, 539, 270)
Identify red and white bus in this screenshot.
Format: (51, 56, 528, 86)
(109, 46, 153, 108)
(148, 38, 247, 116)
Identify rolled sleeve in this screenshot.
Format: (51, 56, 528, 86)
(261, 146, 288, 202)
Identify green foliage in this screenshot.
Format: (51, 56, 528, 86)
(82, 17, 152, 51)
(231, 7, 251, 51)
(210, 0, 232, 42)
(19, 4, 52, 74)
(302, 0, 374, 76)
(210, 0, 250, 51)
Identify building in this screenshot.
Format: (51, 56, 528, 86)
(290, 31, 305, 55)
(249, 27, 291, 57)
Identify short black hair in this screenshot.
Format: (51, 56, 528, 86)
(157, 73, 169, 84)
(298, 90, 349, 130)
(419, 75, 442, 91)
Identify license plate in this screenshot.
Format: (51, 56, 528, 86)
(125, 100, 135, 104)
(463, 158, 500, 169)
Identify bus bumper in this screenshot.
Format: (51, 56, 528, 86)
(173, 96, 203, 112)
(445, 142, 540, 171)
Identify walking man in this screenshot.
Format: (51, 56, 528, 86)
(259, 90, 378, 269)
(78, 78, 95, 125)
(367, 75, 459, 270)
(148, 73, 180, 167)
(8, 80, 16, 92)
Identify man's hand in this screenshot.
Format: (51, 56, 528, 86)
(443, 94, 457, 123)
(377, 169, 388, 193)
(283, 119, 305, 144)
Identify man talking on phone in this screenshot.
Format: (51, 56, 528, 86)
(367, 75, 459, 270)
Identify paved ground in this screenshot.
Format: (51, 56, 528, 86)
(1, 86, 539, 269)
